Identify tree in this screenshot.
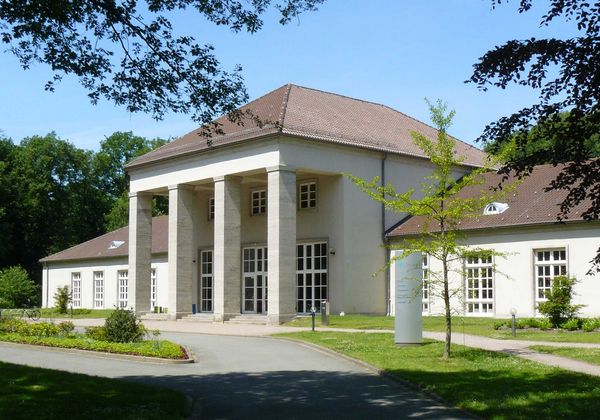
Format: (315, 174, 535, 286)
(0, 266, 38, 308)
(470, 0, 600, 267)
(537, 275, 583, 328)
(0, 1, 323, 126)
(349, 100, 506, 358)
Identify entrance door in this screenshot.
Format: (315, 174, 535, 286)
(242, 247, 268, 313)
(296, 242, 328, 314)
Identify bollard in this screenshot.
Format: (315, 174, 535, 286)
(311, 306, 317, 332)
(321, 300, 329, 326)
(192, 303, 197, 315)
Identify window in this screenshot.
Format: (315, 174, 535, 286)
(93, 271, 104, 309)
(200, 250, 213, 312)
(151, 268, 157, 309)
(483, 202, 509, 215)
(251, 190, 266, 215)
(422, 254, 430, 314)
(71, 272, 81, 308)
(118, 270, 129, 308)
(208, 197, 215, 221)
(296, 242, 328, 313)
(465, 255, 494, 315)
(299, 181, 317, 209)
(535, 248, 567, 301)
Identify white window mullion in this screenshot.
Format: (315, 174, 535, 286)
(93, 271, 104, 309)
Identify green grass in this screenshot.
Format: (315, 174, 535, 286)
(530, 346, 600, 366)
(286, 315, 600, 343)
(0, 333, 187, 359)
(0, 361, 188, 419)
(280, 331, 600, 419)
(39, 308, 115, 319)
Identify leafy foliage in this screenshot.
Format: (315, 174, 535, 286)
(471, 0, 600, 267)
(84, 326, 108, 341)
(0, 266, 38, 308)
(348, 100, 507, 358)
(537, 275, 583, 327)
(104, 307, 146, 343)
(0, 0, 323, 125)
(53, 285, 71, 314)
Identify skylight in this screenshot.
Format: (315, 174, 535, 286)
(483, 202, 509, 215)
(109, 240, 125, 249)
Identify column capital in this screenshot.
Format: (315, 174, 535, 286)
(213, 175, 243, 183)
(266, 164, 296, 174)
(128, 191, 153, 199)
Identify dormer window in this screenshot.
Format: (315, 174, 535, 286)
(483, 202, 509, 215)
(109, 240, 125, 249)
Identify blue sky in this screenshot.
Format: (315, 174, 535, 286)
(0, 1, 576, 151)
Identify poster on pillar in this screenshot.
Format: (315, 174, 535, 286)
(392, 250, 423, 345)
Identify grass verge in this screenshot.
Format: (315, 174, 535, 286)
(0, 333, 187, 359)
(0, 361, 188, 419)
(286, 315, 600, 343)
(280, 331, 600, 419)
(39, 308, 114, 319)
(530, 345, 600, 366)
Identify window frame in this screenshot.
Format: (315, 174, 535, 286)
(93, 271, 104, 309)
(150, 267, 157, 309)
(117, 270, 129, 308)
(250, 189, 267, 216)
(208, 197, 215, 221)
(534, 247, 568, 303)
(298, 180, 317, 210)
(422, 254, 430, 315)
(71, 272, 81, 308)
(464, 254, 495, 316)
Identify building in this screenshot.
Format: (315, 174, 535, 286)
(388, 164, 600, 318)
(41, 84, 485, 323)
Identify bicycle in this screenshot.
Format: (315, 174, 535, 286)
(20, 307, 41, 321)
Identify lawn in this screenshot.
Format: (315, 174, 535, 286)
(39, 308, 114, 319)
(286, 315, 600, 343)
(0, 361, 188, 419)
(280, 331, 600, 419)
(530, 345, 600, 366)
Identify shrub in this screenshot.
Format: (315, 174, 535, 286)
(582, 318, 600, 332)
(17, 321, 60, 337)
(53, 286, 71, 314)
(104, 308, 145, 343)
(493, 320, 510, 330)
(561, 318, 581, 331)
(85, 326, 107, 341)
(0, 266, 38, 308)
(537, 276, 584, 327)
(58, 321, 75, 336)
(0, 317, 27, 333)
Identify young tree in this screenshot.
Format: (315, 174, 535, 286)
(349, 100, 506, 358)
(0, 266, 38, 308)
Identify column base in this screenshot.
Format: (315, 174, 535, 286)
(213, 313, 241, 323)
(267, 313, 297, 325)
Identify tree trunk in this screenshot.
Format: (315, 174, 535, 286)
(442, 258, 452, 359)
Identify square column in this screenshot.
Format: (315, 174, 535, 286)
(213, 175, 242, 322)
(267, 165, 297, 324)
(168, 185, 196, 319)
(128, 192, 152, 314)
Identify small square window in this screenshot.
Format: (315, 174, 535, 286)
(251, 190, 266, 215)
(208, 197, 215, 221)
(299, 181, 317, 209)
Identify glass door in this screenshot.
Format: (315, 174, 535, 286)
(242, 247, 268, 313)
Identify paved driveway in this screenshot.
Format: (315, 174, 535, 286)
(0, 332, 469, 419)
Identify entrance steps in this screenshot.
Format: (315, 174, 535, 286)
(180, 313, 216, 323)
(225, 314, 268, 325)
(140, 313, 169, 321)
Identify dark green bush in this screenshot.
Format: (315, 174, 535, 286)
(560, 318, 581, 331)
(0, 266, 38, 308)
(582, 318, 600, 332)
(85, 326, 107, 341)
(537, 276, 583, 327)
(104, 308, 145, 343)
(53, 286, 71, 314)
(58, 321, 75, 336)
(493, 320, 510, 330)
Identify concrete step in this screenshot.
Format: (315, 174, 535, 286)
(140, 313, 169, 321)
(180, 313, 215, 323)
(225, 314, 268, 325)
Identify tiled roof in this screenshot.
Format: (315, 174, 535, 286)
(126, 84, 487, 169)
(39, 216, 168, 263)
(387, 164, 596, 238)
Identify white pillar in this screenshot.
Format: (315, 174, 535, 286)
(168, 185, 196, 319)
(213, 175, 242, 322)
(267, 165, 297, 324)
(128, 192, 152, 314)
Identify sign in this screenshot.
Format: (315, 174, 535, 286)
(392, 250, 423, 345)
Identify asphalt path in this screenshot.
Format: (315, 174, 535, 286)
(0, 332, 469, 419)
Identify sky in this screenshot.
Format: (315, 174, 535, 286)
(0, 0, 577, 151)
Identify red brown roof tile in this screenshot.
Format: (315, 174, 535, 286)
(126, 84, 487, 169)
